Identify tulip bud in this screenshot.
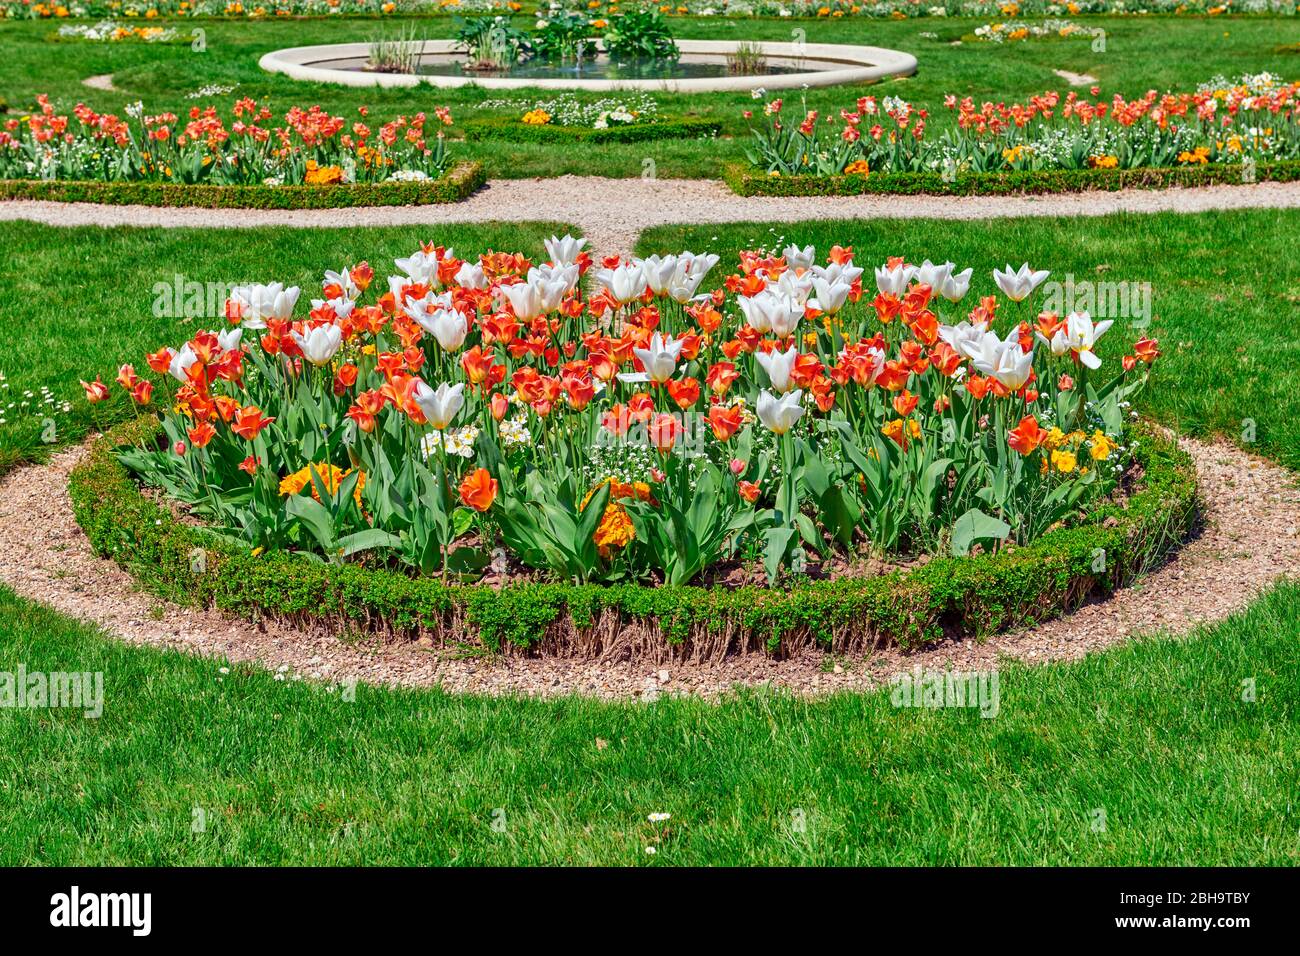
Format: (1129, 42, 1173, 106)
(729, 458, 746, 476)
(173, 441, 187, 456)
(490, 393, 509, 421)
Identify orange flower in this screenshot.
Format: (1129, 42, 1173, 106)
(80, 378, 110, 404)
(187, 422, 217, 448)
(705, 362, 740, 396)
(648, 412, 682, 453)
(231, 405, 275, 441)
(130, 380, 153, 406)
(238, 455, 261, 476)
(892, 390, 919, 417)
(459, 468, 498, 512)
(738, 480, 761, 503)
(1007, 415, 1049, 456)
(1133, 337, 1161, 363)
(707, 403, 744, 441)
(666, 376, 700, 410)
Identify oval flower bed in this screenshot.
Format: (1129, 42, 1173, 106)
(730, 75, 1300, 196)
(68, 237, 1197, 657)
(0, 95, 485, 207)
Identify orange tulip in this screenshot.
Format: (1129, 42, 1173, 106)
(459, 468, 498, 512)
(232, 405, 275, 441)
(80, 379, 110, 404)
(707, 403, 744, 441)
(187, 422, 217, 448)
(1007, 415, 1049, 456)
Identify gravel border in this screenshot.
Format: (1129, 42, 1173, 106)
(0, 434, 1295, 700)
(5, 176, 1300, 256)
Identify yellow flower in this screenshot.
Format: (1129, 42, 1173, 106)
(1088, 154, 1118, 169)
(1002, 144, 1026, 164)
(1089, 431, 1113, 460)
(1051, 449, 1078, 474)
(843, 158, 870, 176)
(521, 109, 552, 126)
(593, 503, 635, 557)
(279, 464, 366, 506)
(1044, 426, 1066, 450)
(304, 160, 344, 185)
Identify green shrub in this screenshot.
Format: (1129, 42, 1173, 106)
(723, 160, 1300, 197)
(461, 116, 719, 145)
(69, 417, 1199, 658)
(0, 161, 485, 209)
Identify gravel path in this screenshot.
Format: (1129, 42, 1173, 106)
(0, 434, 1295, 700)
(6, 176, 1300, 256)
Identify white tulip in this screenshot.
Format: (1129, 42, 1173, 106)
(498, 277, 567, 321)
(875, 262, 917, 297)
(228, 282, 300, 330)
(413, 381, 465, 430)
(939, 320, 992, 360)
(773, 270, 814, 304)
(756, 345, 799, 394)
(678, 251, 720, 283)
(395, 247, 449, 287)
(1063, 311, 1113, 370)
(631, 332, 684, 384)
(292, 324, 343, 367)
(810, 277, 852, 315)
(813, 261, 864, 286)
(544, 234, 587, 268)
(641, 255, 680, 296)
(454, 261, 488, 290)
(322, 266, 360, 300)
(989, 343, 1035, 391)
(939, 266, 974, 302)
(531, 263, 580, 294)
(1035, 327, 1071, 357)
(993, 263, 1051, 302)
(783, 244, 817, 270)
(215, 328, 243, 353)
(914, 259, 954, 294)
(594, 263, 647, 304)
(168, 343, 198, 384)
(757, 389, 805, 435)
(413, 306, 469, 352)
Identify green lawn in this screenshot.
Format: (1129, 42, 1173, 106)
(0, 220, 574, 474)
(640, 208, 1300, 471)
(1, 14, 1297, 178)
(0, 579, 1295, 865)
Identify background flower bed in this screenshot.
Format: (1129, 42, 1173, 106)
(461, 116, 720, 145)
(723, 159, 1300, 196)
(0, 160, 485, 206)
(70, 417, 1198, 658)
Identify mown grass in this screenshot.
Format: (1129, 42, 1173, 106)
(0, 220, 573, 474)
(2, 14, 1298, 178)
(640, 208, 1300, 471)
(0, 579, 1295, 865)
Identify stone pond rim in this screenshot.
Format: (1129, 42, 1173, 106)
(258, 39, 918, 93)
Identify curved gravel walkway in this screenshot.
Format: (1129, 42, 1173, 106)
(0, 434, 1295, 700)
(5, 176, 1300, 256)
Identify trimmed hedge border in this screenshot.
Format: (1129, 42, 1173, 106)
(0, 161, 485, 209)
(722, 159, 1300, 197)
(461, 116, 722, 145)
(69, 418, 1199, 659)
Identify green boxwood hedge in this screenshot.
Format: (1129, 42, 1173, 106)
(69, 418, 1199, 659)
(461, 116, 721, 145)
(0, 161, 485, 209)
(723, 159, 1300, 197)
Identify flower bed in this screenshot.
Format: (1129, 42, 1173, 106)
(738, 77, 1300, 182)
(2, 95, 459, 188)
(462, 116, 720, 145)
(66, 235, 1198, 655)
(70, 416, 1197, 656)
(0, 162, 485, 207)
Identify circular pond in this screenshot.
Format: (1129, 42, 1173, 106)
(259, 39, 918, 93)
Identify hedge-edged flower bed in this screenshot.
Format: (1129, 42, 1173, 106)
(0, 162, 485, 207)
(461, 116, 720, 145)
(70, 415, 1198, 657)
(723, 159, 1300, 197)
